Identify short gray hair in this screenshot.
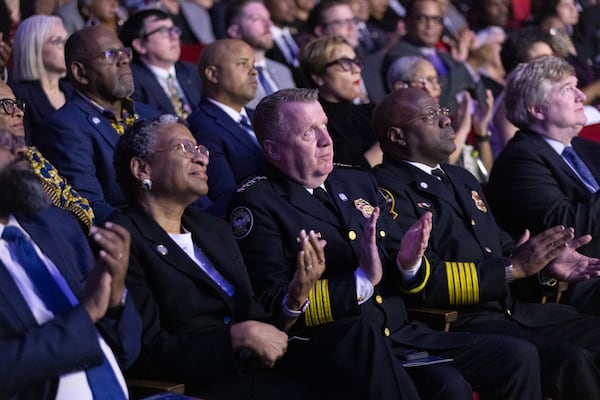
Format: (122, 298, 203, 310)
(13, 15, 65, 81)
(386, 55, 426, 91)
(114, 114, 180, 201)
(253, 88, 319, 143)
(504, 56, 575, 129)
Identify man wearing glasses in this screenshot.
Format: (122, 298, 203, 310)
(383, 0, 485, 111)
(373, 87, 600, 400)
(120, 9, 202, 119)
(33, 25, 159, 224)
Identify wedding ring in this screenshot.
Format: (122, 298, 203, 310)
(305, 265, 313, 271)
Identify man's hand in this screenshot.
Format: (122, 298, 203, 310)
(230, 321, 288, 368)
(359, 207, 383, 285)
(90, 222, 131, 308)
(396, 212, 432, 270)
(510, 226, 573, 280)
(546, 234, 600, 282)
(286, 229, 327, 310)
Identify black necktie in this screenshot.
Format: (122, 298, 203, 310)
(313, 187, 338, 215)
(2, 226, 126, 399)
(431, 168, 449, 184)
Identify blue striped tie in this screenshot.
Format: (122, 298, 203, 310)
(2, 226, 126, 399)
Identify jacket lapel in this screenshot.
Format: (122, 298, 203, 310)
(202, 100, 260, 152)
(73, 93, 121, 149)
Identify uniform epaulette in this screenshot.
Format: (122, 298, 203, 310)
(333, 162, 365, 170)
(236, 175, 267, 192)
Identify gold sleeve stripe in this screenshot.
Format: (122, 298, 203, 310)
(304, 279, 334, 327)
(400, 256, 431, 294)
(446, 262, 480, 305)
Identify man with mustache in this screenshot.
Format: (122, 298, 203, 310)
(373, 86, 600, 399)
(33, 25, 159, 224)
(0, 127, 140, 399)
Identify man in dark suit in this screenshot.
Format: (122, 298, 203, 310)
(225, 0, 296, 109)
(120, 9, 202, 119)
(373, 86, 600, 400)
(33, 25, 159, 224)
(188, 39, 269, 217)
(488, 55, 600, 315)
(0, 126, 140, 399)
(228, 88, 544, 399)
(383, 0, 485, 110)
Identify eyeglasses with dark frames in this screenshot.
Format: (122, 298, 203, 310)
(86, 47, 133, 64)
(394, 108, 450, 126)
(413, 14, 444, 25)
(154, 139, 210, 159)
(0, 98, 26, 116)
(0, 129, 27, 151)
(323, 56, 363, 72)
(321, 16, 360, 28)
(143, 25, 182, 39)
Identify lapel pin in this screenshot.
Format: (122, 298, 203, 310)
(471, 190, 488, 213)
(92, 117, 101, 125)
(155, 244, 168, 255)
(338, 193, 348, 201)
(419, 181, 429, 189)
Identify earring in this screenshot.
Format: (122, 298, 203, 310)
(142, 178, 152, 191)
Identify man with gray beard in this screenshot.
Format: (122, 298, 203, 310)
(0, 128, 141, 399)
(33, 25, 159, 224)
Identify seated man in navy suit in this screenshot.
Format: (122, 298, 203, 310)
(34, 25, 159, 224)
(0, 127, 140, 399)
(120, 9, 202, 119)
(188, 39, 269, 216)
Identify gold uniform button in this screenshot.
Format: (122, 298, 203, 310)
(379, 230, 386, 237)
(348, 230, 357, 240)
(375, 295, 383, 304)
(384, 327, 391, 337)
(484, 247, 492, 253)
(471, 219, 476, 226)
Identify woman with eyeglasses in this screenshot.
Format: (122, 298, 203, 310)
(110, 114, 326, 398)
(10, 15, 72, 143)
(387, 55, 494, 182)
(300, 35, 382, 168)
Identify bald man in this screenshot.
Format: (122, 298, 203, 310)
(187, 38, 269, 216)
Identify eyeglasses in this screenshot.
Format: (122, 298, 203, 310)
(87, 47, 132, 64)
(48, 36, 68, 47)
(321, 16, 360, 28)
(323, 56, 363, 72)
(407, 76, 440, 87)
(0, 129, 27, 151)
(0, 98, 26, 116)
(395, 108, 450, 125)
(143, 25, 182, 39)
(155, 139, 209, 159)
(413, 14, 444, 25)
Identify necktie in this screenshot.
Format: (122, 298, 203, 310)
(313, 187, 338, 215)
(562, 146, 599, 192)
(2, 226, 126, 399)
(239, 115, 260, 147)
(255, 66, 275, 95)
(431, 168, 451, 189)
(166, 74, 190, 119)
(425, 51, 448, 76)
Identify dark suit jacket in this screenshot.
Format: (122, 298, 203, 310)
(0, 206, 140, 399)
(33, 92, 159, 223)
(488, 131, 600, 256)
(374, 158, 585, 328)
(187, 98, 268, 216)
(487, 131, 600, 313)
(228, 166, 472, 350)
(384, 39, 486, 110)
(10, 79, 74, 144)
(130, 60, 202, 115)
(109, 205, 285, 394)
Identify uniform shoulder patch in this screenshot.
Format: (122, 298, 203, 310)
(229, 206, 254, 239)
(236, 176, 267, 193)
